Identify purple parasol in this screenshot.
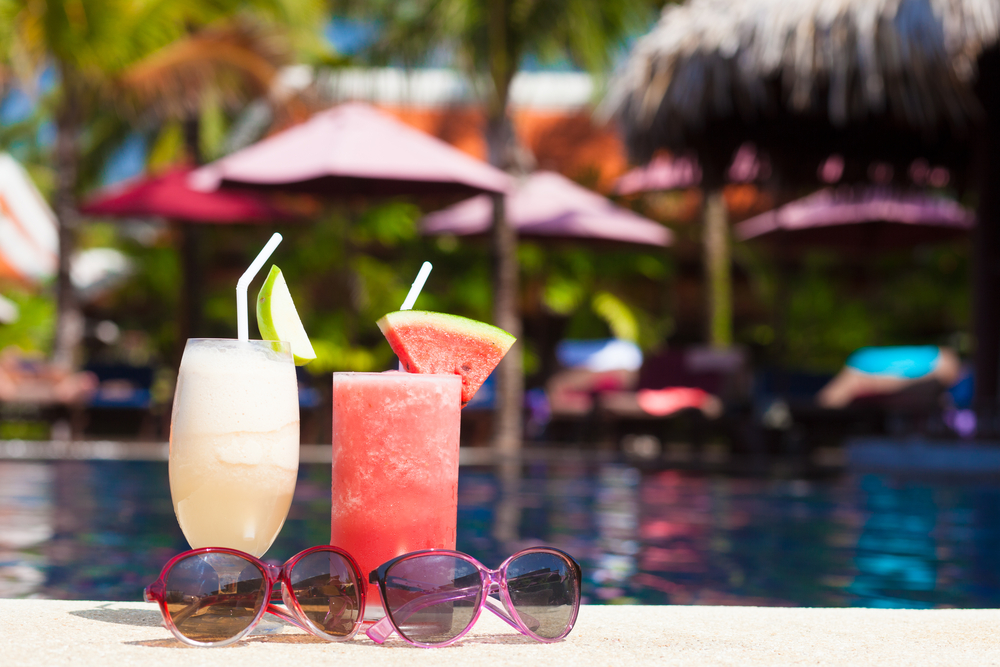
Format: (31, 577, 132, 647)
(735, 186, 973, 250)
(422, 171, 672, 247)
(190, 103, 512, 198)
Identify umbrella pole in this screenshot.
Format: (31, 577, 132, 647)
(490, 192, 524, 457)
(703, 187, 733, 348)
(490, 191, 525, 553)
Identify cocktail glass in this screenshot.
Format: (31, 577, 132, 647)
(331, 371, 462, 617)
(169, 339, 300, 559)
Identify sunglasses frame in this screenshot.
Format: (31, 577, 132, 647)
(144, 545, 367, 647)
(366, 546, 581, 648)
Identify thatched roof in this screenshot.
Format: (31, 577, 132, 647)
(604, 0, 1000, 182)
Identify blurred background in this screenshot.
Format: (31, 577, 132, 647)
(0, 0, 998, 609)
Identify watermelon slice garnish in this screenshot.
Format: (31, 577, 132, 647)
(376, 310, 516, 406)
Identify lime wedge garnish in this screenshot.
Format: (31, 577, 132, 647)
(257, 265, 316, 366)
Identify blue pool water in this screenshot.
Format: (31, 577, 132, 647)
(0, 457, 998, 607)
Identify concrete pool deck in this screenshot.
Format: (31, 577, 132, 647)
(2, 600, 998, 666)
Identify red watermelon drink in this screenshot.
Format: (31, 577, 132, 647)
(331, 371, 462, 610)
(331, 311, 515, 615)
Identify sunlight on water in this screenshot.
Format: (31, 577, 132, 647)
(0, 463, 53, 597)
(0, 458, 997, 607)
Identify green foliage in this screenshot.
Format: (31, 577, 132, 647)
(0, 0, 333, 365)
(785, 268, 874, 371)
(592, 291, 638, 342)
(29, 203, 974, 383)
(147, 122, 185, 171)
(350, 201, 421, 248)
(225, 205, 428, 376)
(198, 93, 228, 162)
(78, 221, 118, 248)
(543, 275, 585, 315)
(536, 244, 673, 349)
(0, 288, 56, 355)
(739, 244, 971, 372)
(167, 206, 673, 379)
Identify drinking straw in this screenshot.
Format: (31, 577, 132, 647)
(400, 261, 432, 311)
(237, 232, 283, 341)
(396, 262, 432, 371)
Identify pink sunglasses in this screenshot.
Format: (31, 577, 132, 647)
(144, 545, 366, 647)
(366, 546, 582, 647)
(145, 545, 580, 648)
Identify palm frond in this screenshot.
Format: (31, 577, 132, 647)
(115, 18, 291, 120)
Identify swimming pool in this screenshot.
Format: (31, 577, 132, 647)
(1, 455, 997, 607)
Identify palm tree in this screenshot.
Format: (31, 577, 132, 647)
(0, 0, 327, 367)
(118, 14, 323, 352)
(335, 0, 665, 452)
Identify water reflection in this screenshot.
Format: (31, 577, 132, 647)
(590, 465, 640, 603)
(0, 457, 998, 608)
(847, 475, 1000, 608)
(0, 462, 53, 596)
(849, 476, 938, 608)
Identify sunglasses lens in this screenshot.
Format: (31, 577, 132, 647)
(505, 551, 580, 639)
(287, 549, 362, 637)
(383, 554, 481, 645)
(163, 553, 267, 644)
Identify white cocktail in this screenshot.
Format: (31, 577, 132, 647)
(169, 338, 299, 557)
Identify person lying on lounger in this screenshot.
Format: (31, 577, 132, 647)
(546, 339, 643, 416)
(816, 345, 960, 409)
(546, 339, 725, 419)
(0, 346, 98, 405)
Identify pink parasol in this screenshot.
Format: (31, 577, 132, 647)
(81, 166, 296, 223)
(735, 186, 973, 250)
(422, 171, 671, 247)
(615, 154, 701, 195)
(190, 103, 512, 198)
(614, 145, 769, 195)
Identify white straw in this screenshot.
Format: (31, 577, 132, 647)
(237, 232, 283, 341)
(400, 261, 432, 311)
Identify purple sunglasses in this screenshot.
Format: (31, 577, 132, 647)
(366, 546, 582, 647)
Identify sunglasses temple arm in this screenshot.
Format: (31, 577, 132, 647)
(365, 585, 486, 644)
(483, 597, 535, 634)
(365, 596, 524, 645)
(366, 616, 396, 644)
(264, 603, 312, 633)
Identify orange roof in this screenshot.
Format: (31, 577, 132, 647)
(380, 106, 629, 193)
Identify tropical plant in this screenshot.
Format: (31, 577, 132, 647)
(333, 0, 667, 449)
(0, 0, 328, 366)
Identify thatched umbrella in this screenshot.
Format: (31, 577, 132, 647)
(604, 0, 1000, 410)
(605, 0, 999, 176)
